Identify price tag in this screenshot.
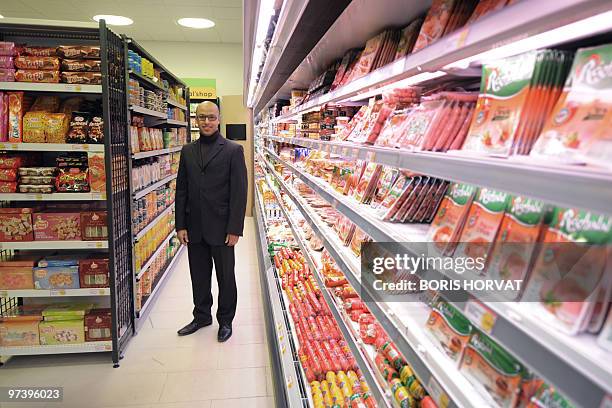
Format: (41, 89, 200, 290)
(351, 148, 359, 158)
(0, 143, 16, 150)
(95, 343, 112, 351)
(366, 150, 376, 162)
(281, 345, 287, 355)
(90, 288, 107, 295)
(50, 289, 67, 296)
(31, 194, 43, 201)
(286, 375, 294, 389)
(455, 28, 469, 49)
(92, 192, 107, 200)
(465, 299, 497, 334)
(427, 377, 450, 408)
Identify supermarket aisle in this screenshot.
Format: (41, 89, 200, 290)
(0, 217, 274, 408)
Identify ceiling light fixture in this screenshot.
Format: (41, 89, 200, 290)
(0, 15, 4, 19)
(93, 15, 133, 26)
(177, 18, 215, 29)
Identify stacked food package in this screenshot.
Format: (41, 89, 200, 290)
(133, 184, 175, 235)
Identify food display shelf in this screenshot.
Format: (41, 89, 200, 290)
(262, 150, 612, 408)
(132, 146, 182, 160)
(265, 136, 612, 216)
(260, 154, 509, 408)
(0, 341, 113, 356)
(0, 82, 102, 93)
(165, 119, 188, 127)
(262, 174, 392, 407)
(0, 288, 110, 298)
(167, 98, 188, 110)
(133, 173, 177, 200)
(0, 142, 105, 152)
(128, 70, 166, 92)
(0, 240, 108, 250)
(129, 105, 167, 119)
(268, 0, 611, 119)
(137, 245, 184, 320)
(0, 192, 106, 201)
(134, 203, 175, 241)
(135, 230, 176, 281)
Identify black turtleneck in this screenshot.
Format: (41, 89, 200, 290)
(199, 130, 220, 165)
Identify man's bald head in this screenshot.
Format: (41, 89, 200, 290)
(195, 101, 220, 137)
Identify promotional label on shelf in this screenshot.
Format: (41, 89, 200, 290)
(0, 143, 17, 150)
(50, 289, 67, 297)
(464, 299, 497, 335)
(427, 376, 450, 408)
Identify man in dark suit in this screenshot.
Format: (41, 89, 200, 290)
(175, 101, 248, 342)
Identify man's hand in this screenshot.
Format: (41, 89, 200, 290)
(177, 229, 189, 245)
(225, 234, 240, 246)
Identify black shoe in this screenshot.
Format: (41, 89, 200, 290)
(177, 319, 212, 336)
(217, 324, 232, 342)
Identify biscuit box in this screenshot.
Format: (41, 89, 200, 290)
(39, 319, 84, 345)
(84, 308, 112, 341)
(0, 256, 37, 289)
(42, 303, 92, 319)
(0, 306, 44, 347)
(33, 212, 81, 241)
(0, 207, 34, 241)
(33, 265, 79, 289)
(79, 257, 109, 288)
(80, 211, 108, 241)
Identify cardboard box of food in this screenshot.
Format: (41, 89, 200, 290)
(33, 266, 79, 289)
(39, 319, 84, 345)
(33, 212, 81, 241)
(84, 308, 111, 341)
(0, 208, 34, 241)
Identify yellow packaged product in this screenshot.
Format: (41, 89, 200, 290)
(45, 113, 70, 143)
(23, 111, 48, 143)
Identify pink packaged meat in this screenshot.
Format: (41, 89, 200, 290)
(0, 93, 7, 142)
(0, 56, 13, 69)
(0, 68, 15, 82)
(413, 0, 459, 52)
(0, 42, 15, 57)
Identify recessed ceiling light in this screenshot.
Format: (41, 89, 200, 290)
(93, 15, 133, 26)
(177, 18, 215, 29)
(0, 15, 4, 19)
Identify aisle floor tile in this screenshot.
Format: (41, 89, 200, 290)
(160, 367, 267, 402)
(225, 324, 265, 345)
(209, 397, 273, 408)
(216, 343, 268, 369)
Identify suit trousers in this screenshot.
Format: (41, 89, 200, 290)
(187, 240, 237, 325)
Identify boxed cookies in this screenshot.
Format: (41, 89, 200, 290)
(33, 212, 81, 241)
(42, 303, 92, 319)
(84, 309, 112, 341)
(80, 211, 108, 241)
(33, 265, 80, 289)
(39, 319, 84, 345)
(0, 257, 37, 289)
(0, 207, 34, 241)
(79, 257, 109, 288)
(0, 306, 44, 347)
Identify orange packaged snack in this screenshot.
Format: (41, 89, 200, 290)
(426, 183, 477, 254)
(413, 0, 458, 52)
(454, 188, 511, 264)
(87, 152, 106, 193)
(425, 300, 473, 362)
(8, 92, 33, 142)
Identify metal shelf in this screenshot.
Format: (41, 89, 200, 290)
(261, 176, 392, 407)
(0, 288, 110, 298)
(133, 173, 177, 200)
(0, 240, 107, 250)
(134, 203, 175, 241)
(0, 341, 112, 356)
(0, 192, 106, 201)
(263, 149, 612, 408)
(167, 98, 187, 110)
(0, 81, 102, 93)
(132, 146, 181, 159)
(260, 156, 488, 408)
(165, 119, 188, 127)
(269, 0, 611, 119)
(0, 142, 104, 152)
(265, 136, 612, 216)
(135, 230, 176, 280)
(129, 105, 167, 119)
(128, 70, 166, 91)
(137, 245, 184, 319)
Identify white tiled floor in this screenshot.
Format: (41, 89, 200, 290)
(0, 217, 275, 408)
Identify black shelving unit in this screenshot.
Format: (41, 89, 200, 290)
(0, 20, 133, 367)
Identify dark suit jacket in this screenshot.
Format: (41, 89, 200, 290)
(175, 132, 248, 246)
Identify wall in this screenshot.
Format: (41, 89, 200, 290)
(139, 41, 243, 97)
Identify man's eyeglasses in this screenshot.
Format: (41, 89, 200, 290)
(197, 115, 218, 122)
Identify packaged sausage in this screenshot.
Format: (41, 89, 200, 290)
(57, 46, 100, 59)
(426, 300, 472, 362)
(395, 18, 423, 60)
(466, 0, 509, 25)
(61, 59, 101, 72)
(14, 56, 60, 70)
(375, 109, 412, 148)
(61, 72, 101, 85)
(392, 176, 428, 222)
(454, 188, 511, 262)
(15, 70, 60, 83)
(413, 0, 459, 52)
(0, 56, 13, 69)
(486, 197, 547, 298)
(350, 227, 370, 257)
(426, 183, 477, 254)
(459, 330, 525, 408)
(0, 42, 16, 56)
(378, 175, 417, 221)
(522, 208, 612, 335)
(353, 163, 382, 203)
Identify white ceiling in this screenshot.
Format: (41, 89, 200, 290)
(0, 0, 242, 43)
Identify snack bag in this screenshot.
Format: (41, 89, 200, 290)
(87, 152, 106, 193)
(425, 300, 472, 362)
(459, 330, 525, 408)
(522, 208, 612, 335)
(532, 44, 612, 165)
(425, 183, 477, 254)
(0, 93, 8, 142)
(454, 188, 511, 264)
(462, 52, 538, 156)
(8, 92, 32, 142)
(45, 113, 70, 143)
(486, 197, 547, 298)
(23, 111, 48, 143)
